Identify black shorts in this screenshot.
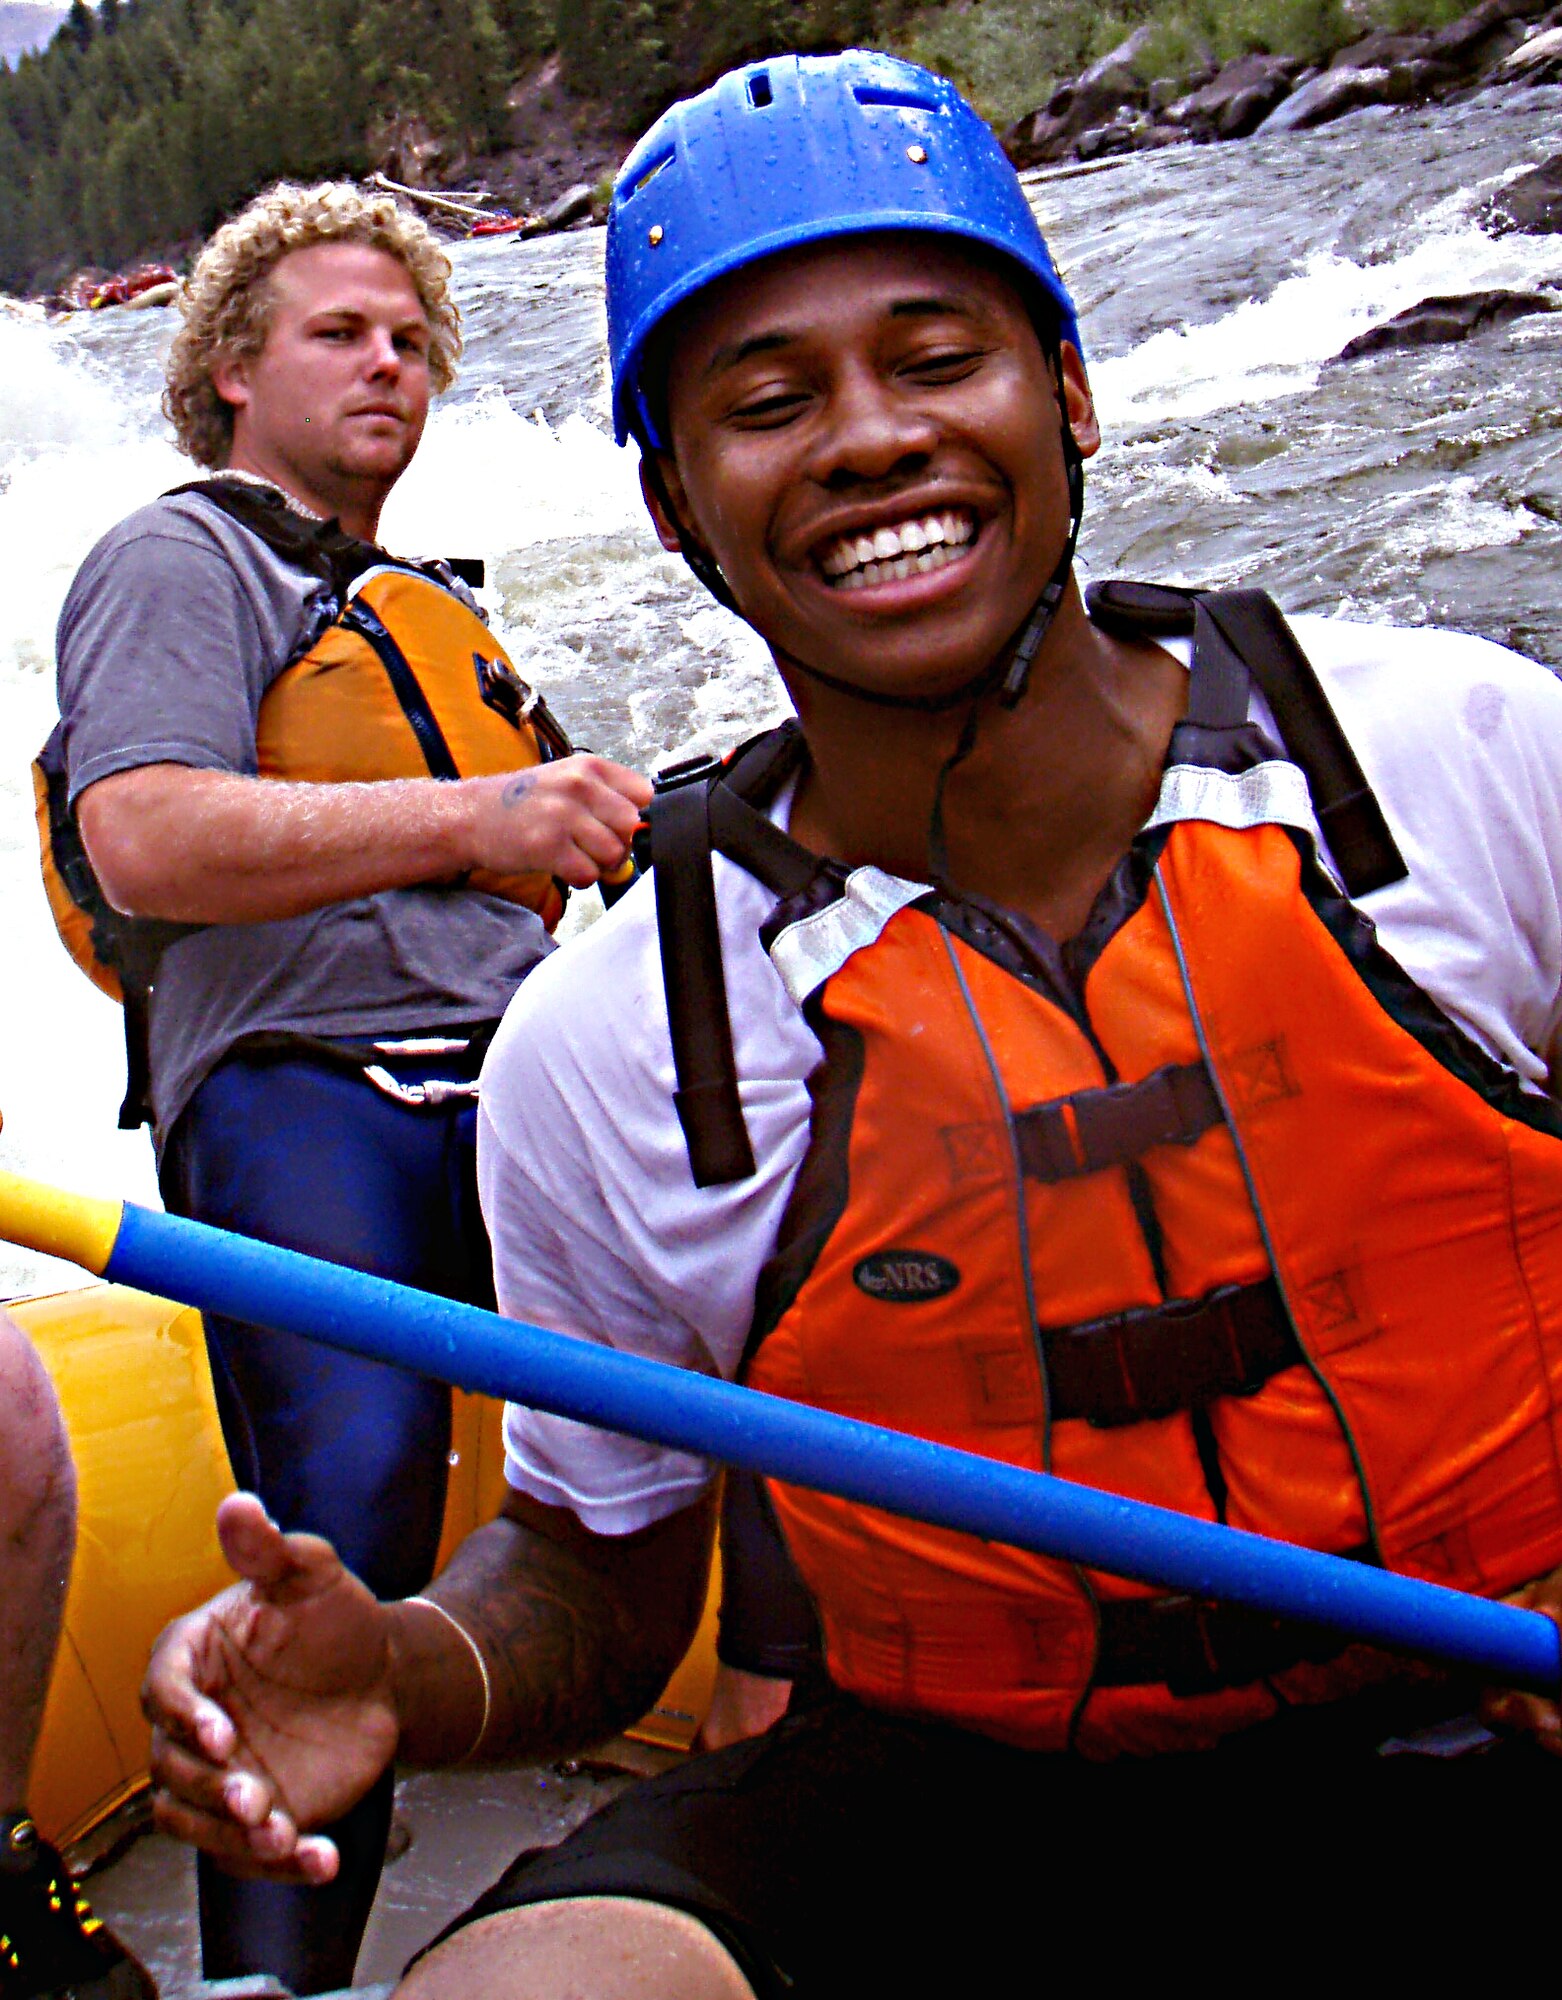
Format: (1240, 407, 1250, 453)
(422, 1685, 1561, 1994)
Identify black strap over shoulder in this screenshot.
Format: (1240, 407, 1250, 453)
(169, 476, 386, 601)
(651, 756, 758, 1188)
(1202, 590, 1407, 897)
(647, 726, 818, 1187)
(1086, 578, 1408, 898)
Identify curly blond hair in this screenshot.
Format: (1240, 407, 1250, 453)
(164, 181, 463, 467)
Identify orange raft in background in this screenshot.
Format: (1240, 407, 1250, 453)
(16, 1284, 719, 1849)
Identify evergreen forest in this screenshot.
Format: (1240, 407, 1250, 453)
(1, 0, 918, 291)
(1, 0, 1472, 294)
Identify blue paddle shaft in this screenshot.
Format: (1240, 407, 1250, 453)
(109, 1202, 1562, 1696)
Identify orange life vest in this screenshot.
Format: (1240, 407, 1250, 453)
(651, 584, 1562, 1756)
(36, 476, 573, 1125)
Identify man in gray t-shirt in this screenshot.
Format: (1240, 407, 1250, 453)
(53, 182, 649, 1995)
(58, 484, 571, 1141)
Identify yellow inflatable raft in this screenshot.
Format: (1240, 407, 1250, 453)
(14, 1284, 718, 1849)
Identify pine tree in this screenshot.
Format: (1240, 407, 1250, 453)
(63, 0, 95, 53)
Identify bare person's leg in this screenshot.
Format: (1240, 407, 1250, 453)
(0, 1309, 155, 1997)
(0, 1308, 75, 1810)
(396, 1898, 758, 2000)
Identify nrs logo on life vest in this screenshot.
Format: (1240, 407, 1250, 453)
(853, 1251, 961, 1303)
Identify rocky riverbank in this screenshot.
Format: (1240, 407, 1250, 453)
(1004, 0, 1562, 166)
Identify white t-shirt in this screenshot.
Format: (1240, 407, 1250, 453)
(478, 617, 1562, 1535)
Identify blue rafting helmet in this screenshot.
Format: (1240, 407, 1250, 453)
(607, 48, 1081, 450)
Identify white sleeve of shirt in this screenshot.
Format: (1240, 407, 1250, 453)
(477, 855, 821, 1534)
(480, 617, 1562, 1535)
(1284, 617, 1562, 1101)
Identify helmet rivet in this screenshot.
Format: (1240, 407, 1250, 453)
(648, 224, 664, 247)
(906, 144, 928, 164)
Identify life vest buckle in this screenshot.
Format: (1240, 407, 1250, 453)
(473, 650, 540, 727)
(653, 751, 725, 795)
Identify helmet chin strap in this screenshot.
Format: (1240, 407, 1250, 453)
(645, 341, 1086, 712)
(924, 476, 1081, 890)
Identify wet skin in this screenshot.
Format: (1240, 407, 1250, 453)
(651, 232, 1094, 707)
(211, 241, 433, 540)
(644, 232, 1185, 937)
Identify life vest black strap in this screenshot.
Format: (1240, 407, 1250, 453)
(648, 726, 823, 1186)
(1093, 1558, 1370, 1694)
(1014, 1060, 1223, 1184)
(168, 476, 385, 601)
(650, 759, 757, 1188)
(1043, 1275, 1302, 1429)
(1087, 578, 1409, 899)
(1200, 590, 1408, 897)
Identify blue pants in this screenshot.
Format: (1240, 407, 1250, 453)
(159, 1038, 494, 1994)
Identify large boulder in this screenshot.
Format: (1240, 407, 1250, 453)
(1255, 64, 1411, 133)
(1328, 28, 1434, 67)
(1333, 288, 1555, 361)
(519, 182, 594, 238)
(1004, 26, 1155, 164)
(1482, 153, 1562, 233)
(1076, 23, 1157, 93)
(1499, 21, 1562, 76)
(1424, 0, 1542, 75)
(1163, 52, 1305, 137)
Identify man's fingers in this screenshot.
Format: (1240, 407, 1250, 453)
(582, 756, 653, 810)
(572, 812, 636, 871)
(150, 1788, 340, 1884)
(215, 1491, 343, 1598)
(1482, 1685, 1562, 1753)
(140, 1622, 238, 1763)
(151, 1789, 296, 1873)
(147, 1734, 271, 1824)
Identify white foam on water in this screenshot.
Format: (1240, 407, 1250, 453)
(1114, 459, 1243, 511)
(0, 313, 135, 458)
(1374, 474, 1530, 559)
(0, 318, 184, 1291)
(378, 392, 645, 557)
(1092, 221, 1562, 428)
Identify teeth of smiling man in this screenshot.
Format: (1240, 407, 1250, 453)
(821, 511, 975, 585)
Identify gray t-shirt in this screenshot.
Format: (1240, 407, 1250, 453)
(55, 488, 553, 1141)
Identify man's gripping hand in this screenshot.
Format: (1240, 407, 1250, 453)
(465, 754, 651, 889)
(141, 1493, 400, 1882)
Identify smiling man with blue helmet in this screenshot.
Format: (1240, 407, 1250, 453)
(143, 46, 1562, 2000)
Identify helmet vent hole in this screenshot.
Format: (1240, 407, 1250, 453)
(852, 82, 941, 112)
(629, 147, 675, 199)
(747, 69, 773, 108)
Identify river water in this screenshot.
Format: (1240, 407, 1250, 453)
(1, 85, 1559, 1295)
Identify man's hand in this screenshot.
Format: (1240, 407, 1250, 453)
(141, 1493, 400, 1881)
(1481, 1565, 1562, 1755)
(463, 755, 650, 889)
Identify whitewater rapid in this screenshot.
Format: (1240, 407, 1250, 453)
(2, 84, 1559, 1293)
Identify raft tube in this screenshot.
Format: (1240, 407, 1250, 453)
(14, 1283, 717, 1847)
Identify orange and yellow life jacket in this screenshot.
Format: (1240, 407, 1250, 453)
(35, 476, 574, 1126)
(648, 583, 1562, 1757)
